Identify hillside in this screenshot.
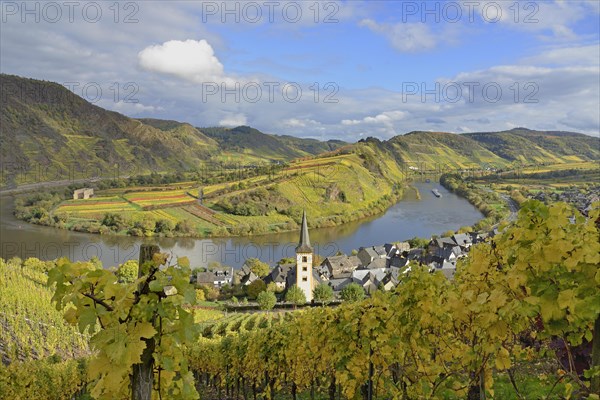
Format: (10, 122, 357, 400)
(137, 118, 219, 148)
(0, 75, 345, 187)
(372, 129, 599, 170)
(0, 258, 89, 365)
(463, 127, 600, 163)
(0, 75, 222, 185)
(383, 131, 510, 169)
(200, 125, 346, 162)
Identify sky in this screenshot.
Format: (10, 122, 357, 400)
(1, 0, 599, 141)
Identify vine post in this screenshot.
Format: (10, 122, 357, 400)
(131, 244, 160, 400)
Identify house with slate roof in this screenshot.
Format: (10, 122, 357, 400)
(264, 263, 294, 290)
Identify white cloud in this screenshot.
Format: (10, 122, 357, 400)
(486, 0, 599, 40)
(341, 110, 406, 136)
(283, 118, 320, 128)
(522, 45, 600, 67)
(342, 110, 405, 126)
(109, 101, 164, 115)
(219, 113, 247, 127)
(138, 39, 231, 83)
(359, 19, 437, 52)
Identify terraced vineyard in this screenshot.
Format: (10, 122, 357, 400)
(124, 189, 197, 209)
(0, 258, 89, 364)
(54, 196, 137, 218)
(199, 312, 293, 338)
(182, 203, 226, 226)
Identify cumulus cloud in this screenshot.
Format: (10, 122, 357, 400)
(138, 39, 231, 83)
(283, 118, 320, 128)
(342, 110, 405, 126)
(341, 110, 407, 136)
(219, 113, 248, 127)
(108, 101, 164, 115)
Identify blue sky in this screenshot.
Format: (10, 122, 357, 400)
(1, 0, 599, 140)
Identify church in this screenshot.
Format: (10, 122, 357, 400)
(285, 210, 320, 302)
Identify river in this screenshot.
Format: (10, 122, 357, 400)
(0, 182, 483, 269)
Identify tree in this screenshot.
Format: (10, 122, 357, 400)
(340, 283, 365, 302)
(207, 261, 222, 271)
(257, 291, 277, 312)
(155, 219, 175, 234)
(313, 283, 334, 305)
(285, 285, 306, 308)
(245, 280, 267, 300)
(116, 260, 138, 284)
(175, 219, 194, 234)
(312, 254, 323, 267)
(266, 282, 281, 293)
(246, 258, 270, 277)
(101, 212, 125, 230)
(402, 237, 421, 250)
(198, 284, 220, 301)
(48, 247, 199, 400)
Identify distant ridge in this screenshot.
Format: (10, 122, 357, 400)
(1, 74, 598, 186)
(462, 128, 599, 162)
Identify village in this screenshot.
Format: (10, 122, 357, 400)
(529, 184, 600, 216)
(193, 211, 499, 306)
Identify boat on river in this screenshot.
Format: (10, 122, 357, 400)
(432, 189, 442, 198)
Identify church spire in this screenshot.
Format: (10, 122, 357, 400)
(296, 210, 312, 253)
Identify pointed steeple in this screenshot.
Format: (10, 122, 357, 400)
(296, 210, 313, 253)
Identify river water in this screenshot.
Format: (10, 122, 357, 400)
(0, 182, 483, 269)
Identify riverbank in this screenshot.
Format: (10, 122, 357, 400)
(9, 185, 406, 239)
(439, 173, 510, 231)
(0, 182, 485, 268)
(410, 185, 421, 200)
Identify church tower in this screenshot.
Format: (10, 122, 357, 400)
(295, 210, 314, 302)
